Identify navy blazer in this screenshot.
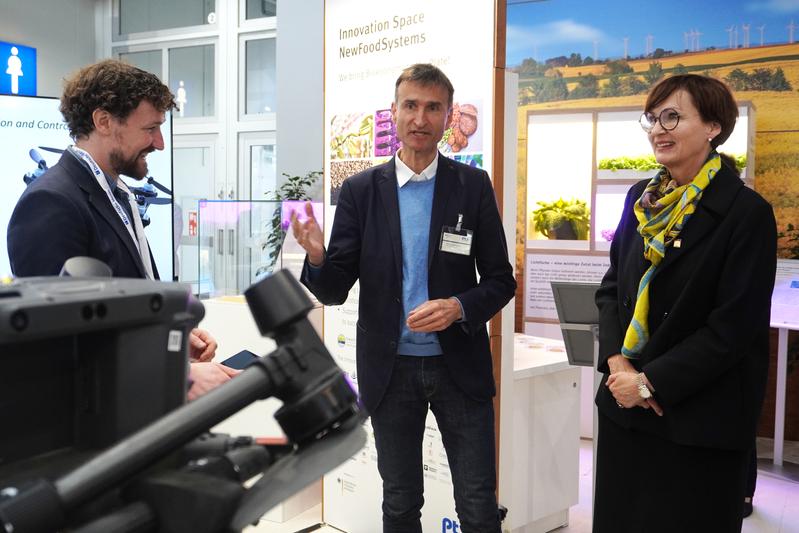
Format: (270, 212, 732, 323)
(8, 151, 159, 279)
(301, 154, 516, 413)
(595, 162, 777, 450)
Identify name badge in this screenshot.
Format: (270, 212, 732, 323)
(439, 214, 472, 256)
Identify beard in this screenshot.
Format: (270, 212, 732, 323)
(110, 147, 152, 180)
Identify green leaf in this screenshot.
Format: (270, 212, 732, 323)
(531, 197, 590, 240)
(260, 170, 322, 273)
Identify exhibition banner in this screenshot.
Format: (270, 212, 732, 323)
(507, 1, 799, 326)
(508, 0, 799, 437)
(323, 1, 496, 531)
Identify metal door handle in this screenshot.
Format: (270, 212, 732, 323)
(228, 229, 234, 255)
(218, 229, 224, 255)
(217, 189, 225, 200)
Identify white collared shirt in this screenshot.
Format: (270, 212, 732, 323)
(395, 152, 438, 187)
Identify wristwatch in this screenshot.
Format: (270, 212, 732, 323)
(636, 373, 652, 399)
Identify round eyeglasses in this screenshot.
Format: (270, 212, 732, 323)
(639, 108, 681, 133)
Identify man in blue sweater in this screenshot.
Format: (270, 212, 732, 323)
(293, 64, 515, 533)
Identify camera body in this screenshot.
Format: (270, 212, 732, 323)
(0, 276, 198, 479)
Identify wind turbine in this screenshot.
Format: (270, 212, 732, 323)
(694, 29, 702, 51)
(789, 20, 797, 44)
(726, 25, 735, 49)
(645, 34, 654, 56)
(742, 24, 750, 48)
(757, 25, 766, 46)
(623, 37, 629, 59)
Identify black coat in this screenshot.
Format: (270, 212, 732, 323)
(595, 162, 777, 451)
(301, 154, 516, 414)
(8, 151, 159, 279)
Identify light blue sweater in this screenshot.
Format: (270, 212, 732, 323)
(397, 177, 443, 356)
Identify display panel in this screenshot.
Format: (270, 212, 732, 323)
(773, 259, 799, 329)
(0, 94, 174, 279)
(526, 112, 593, 250)
(523, 104, 753, 324)
(594, 183, 630, 251)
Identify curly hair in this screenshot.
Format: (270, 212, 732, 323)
(60, 59, 176, 139)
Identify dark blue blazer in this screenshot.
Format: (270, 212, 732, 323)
(595, 162, 776, 450)
(301, 154, 516, 413)
(7, 151, 159, 279)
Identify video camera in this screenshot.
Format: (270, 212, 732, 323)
(0, 269, 365, 532)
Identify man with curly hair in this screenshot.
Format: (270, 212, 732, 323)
(7, 59, 236, 398)
(9, 59, 173, 278)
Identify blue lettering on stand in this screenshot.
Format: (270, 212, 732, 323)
(442, 517, 460, 532)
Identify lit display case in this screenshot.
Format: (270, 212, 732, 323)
(593, 106, 752, 250)
(197, 200, 322, 298)
(523, 103, 754, 326)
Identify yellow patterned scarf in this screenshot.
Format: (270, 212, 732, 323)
(621, 153, 721, 358)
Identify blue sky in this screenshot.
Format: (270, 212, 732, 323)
(506, 0, 799, 66)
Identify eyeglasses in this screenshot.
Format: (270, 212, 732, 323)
(639, 108, 682, 133)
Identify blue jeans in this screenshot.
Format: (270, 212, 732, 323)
(370, 355, 500, 533)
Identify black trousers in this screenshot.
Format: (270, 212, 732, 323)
(370, 356, 500, 533)
(746, 443, 757, 497)
(593, 413, 748, 533)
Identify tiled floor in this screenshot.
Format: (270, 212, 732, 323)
(244, 505, 325, 533)
(245, 439, 799, 532)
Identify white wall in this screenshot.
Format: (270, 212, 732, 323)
(0, 0, 98, 97)
(275, 0, 323, 200)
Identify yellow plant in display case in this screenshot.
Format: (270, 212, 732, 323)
(531, 198, 590, 240)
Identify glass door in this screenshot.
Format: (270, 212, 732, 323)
(174, 136, 217, 290)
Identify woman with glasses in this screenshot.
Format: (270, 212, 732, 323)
(593, 74, 776, 533)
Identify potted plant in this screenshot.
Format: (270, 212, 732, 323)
(597, 153, 747, 178)
(256, 170, 322, 277)
(531, 198, 590, 240)
(596, 154, 661, 180)
(597, 154, 661, 172)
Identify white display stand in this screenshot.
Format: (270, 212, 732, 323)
(199, 296, 324, 525)
(771, 323, 795, 467)
(523, 104, 754, 327)
(550, 281, 601, 516)
(770, 259, 799, 467)
(510, 334, 580, 533)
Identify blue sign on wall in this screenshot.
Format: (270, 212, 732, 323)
(0, 41, 37, 96)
